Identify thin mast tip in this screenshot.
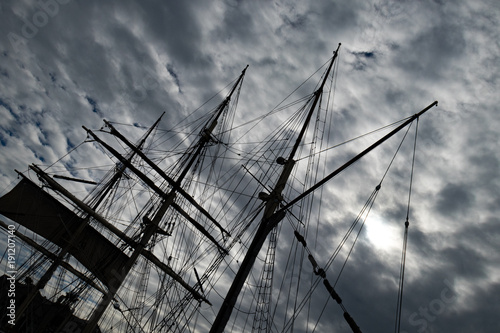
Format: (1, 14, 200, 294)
(334, 43, 341, 54)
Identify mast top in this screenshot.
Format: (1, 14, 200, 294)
(334, 43, 341, 54)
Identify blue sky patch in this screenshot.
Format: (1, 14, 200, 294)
(85, 96, 102, 116)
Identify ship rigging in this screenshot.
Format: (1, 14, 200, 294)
(0, 44, 437, 332)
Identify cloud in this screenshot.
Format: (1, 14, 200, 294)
(434, 182, 475, 217)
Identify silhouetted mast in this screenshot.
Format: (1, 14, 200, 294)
(210, 44, 341, 333)
(82, 65, 248, 333)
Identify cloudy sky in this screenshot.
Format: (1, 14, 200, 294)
(1, 1, 499, 332)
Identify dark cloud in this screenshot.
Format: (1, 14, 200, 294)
(434, 183, 475, 217)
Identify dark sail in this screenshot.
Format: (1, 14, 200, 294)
(0, 177, 129, 285)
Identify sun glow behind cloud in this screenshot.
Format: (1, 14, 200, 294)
(364, 212, 402, 253)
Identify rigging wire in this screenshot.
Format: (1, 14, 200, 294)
(110, 77, 239, 131)
(222, 57, 332, 143)
(40, 140, 85, 172)
(395, 117, 419, 333)
(295, 117, 412, 162)
(307, 55, 339, 333)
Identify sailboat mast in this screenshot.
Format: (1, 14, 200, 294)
(210, 44, 341, 333)
(175, 65, 248, 186)
(82, 66, 248, 333)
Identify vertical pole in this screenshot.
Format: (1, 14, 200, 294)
(209, 45, 340, 333)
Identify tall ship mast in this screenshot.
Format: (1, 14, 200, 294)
(0, 44, 437, 332)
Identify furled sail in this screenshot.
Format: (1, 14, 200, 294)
(0, 177, 129, 285)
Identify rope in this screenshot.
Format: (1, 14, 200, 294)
(395, 117, 419, 333)
(220, 57, 332, 142)
(42, 140, 85, 171)
(296, 117, 411, 162)
(406, 118, 419, 222)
